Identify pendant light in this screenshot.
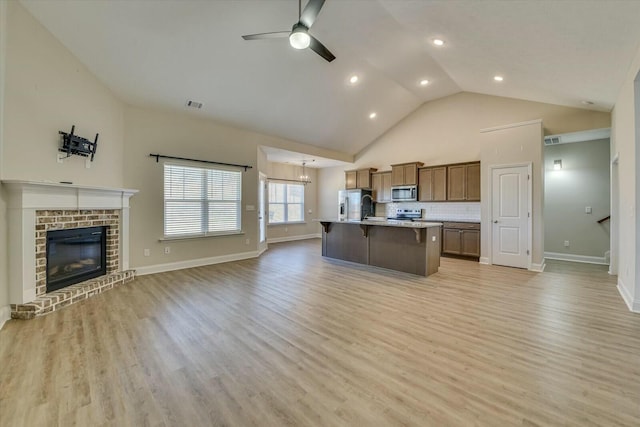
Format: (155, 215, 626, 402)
(299, 160, 314, 184)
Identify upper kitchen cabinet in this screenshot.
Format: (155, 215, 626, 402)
(371, 171, 392, 202)
(447, 162, 480, 201)
(345, 168, 378, 189)
(418, 167, 447, 202)
(391, 162, 424, 186)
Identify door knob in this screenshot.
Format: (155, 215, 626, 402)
(493, 220, 498, 223)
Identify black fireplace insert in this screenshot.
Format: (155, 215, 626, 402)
(46, 226, 107, 293)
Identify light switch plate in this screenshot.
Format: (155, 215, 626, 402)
(246, 205, 255, 211)
(585, 206, 592, 214)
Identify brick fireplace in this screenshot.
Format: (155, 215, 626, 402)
(3, 181, 138, 319)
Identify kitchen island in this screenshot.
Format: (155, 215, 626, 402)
(318, 219, 443, 276)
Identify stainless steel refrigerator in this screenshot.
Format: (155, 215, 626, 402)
(338, 189, 374, 221)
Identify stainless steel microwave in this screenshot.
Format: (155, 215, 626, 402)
(391, 185, 417, 202)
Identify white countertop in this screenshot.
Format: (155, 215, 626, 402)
(316, 218, 442, 229)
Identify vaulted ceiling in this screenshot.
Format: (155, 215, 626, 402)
(21, 0, 640, 158)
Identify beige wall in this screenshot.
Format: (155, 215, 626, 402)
(123, 106, 329, 269)
(611, 43, 640, 311)
(265, 162, 321, 240)
(1, 1, 126, 325)
(2, 2, 124, 187)
(544, 139, 610, 258)
(318, 165, 350, 219)
(479, 121, 544, 266)
(320, 92, 610, 268)
(356, 92, 610, 170)
(0, 0, 8, 324)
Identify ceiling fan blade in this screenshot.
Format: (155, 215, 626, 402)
(299, 0, 325, 29)
(242, 31, 289, 40)
(309, 35, 335, 62)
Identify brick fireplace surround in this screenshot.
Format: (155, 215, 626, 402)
(3, 181, 138, 319)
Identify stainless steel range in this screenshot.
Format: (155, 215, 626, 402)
(389, 208, 423, 220)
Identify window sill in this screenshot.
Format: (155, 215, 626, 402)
(159, 231, 245, 241)
(267, 222, 307, 226)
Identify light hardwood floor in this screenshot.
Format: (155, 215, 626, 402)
(1, 239, 639, 426)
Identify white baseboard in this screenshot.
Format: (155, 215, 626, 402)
(529, 260, 546, 272)
(544, 251, 608, 265)
(267, 233, 321, 244)
(257, 245, 268, 256)
(134, 250, 259, 276)
(616, 278, 637, 312)
(479, 257, 490, 265)
(0, 305, 11, 330)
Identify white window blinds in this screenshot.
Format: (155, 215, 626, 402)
(268, 182, 304, 224)
(164, 163, 242, 237)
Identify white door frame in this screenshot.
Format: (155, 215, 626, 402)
(610, 153, 619, 275)
(488, 162, 533, 269)
(258, 172, 268, 255)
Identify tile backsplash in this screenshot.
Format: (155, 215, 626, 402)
(380, 202, 481, 222)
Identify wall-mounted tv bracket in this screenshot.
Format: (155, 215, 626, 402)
(58, 125, 98, 161)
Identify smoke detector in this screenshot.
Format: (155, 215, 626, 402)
(186, 100, 203, 109)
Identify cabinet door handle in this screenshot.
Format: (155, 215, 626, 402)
(493, 220, 498, 223)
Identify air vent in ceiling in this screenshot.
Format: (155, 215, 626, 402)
(544, 128, 610, 146)
(544, 136, 561, 145)
(186, 100, 203, 109)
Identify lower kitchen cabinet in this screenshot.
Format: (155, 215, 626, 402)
(441, 222, 480, 258)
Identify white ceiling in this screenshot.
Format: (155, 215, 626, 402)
(260, 146, 351, 168)
(20, 0, 640, 164)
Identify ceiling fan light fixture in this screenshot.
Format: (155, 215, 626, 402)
(289, 24, 311, 49)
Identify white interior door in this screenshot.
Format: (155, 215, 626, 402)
(258, 173, 267, 252)
(492, 166, 530, 268)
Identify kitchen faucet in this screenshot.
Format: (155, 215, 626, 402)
(361, 193, 374, 218)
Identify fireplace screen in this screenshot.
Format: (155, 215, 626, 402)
(46, 226, 107, 293)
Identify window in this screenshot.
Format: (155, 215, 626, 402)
(268, 182, 304, 224)
(164, 163, 242, 237)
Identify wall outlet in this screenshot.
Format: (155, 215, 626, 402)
(285, 227, 288, 232)
(432, 235, 436, 242)
(585, 206, 592, 214)
(564, 240, 570, 247)
(164, 246, 171, 254)
(143, 249, 150, 257)
(246, 205, 255, 211)
(245, 238, 250, 245)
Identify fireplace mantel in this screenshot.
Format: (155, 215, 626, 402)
(2, 180, 138, 305)
(2, 180, 137, 209)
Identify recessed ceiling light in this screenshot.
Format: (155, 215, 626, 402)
(419, 79, 429, 86)
(369, 112, 377, 119)
(349, 75, 359, 84)
(493, 75, 504, 82)
(433, 39, 444, 46)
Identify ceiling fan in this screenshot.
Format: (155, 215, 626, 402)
(241, 0, 336, 63)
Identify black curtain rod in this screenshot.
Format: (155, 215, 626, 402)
(149, 153, 253, 171)
(267, 177, 311, 184)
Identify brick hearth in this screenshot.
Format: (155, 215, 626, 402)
(10, 209, 136, 319)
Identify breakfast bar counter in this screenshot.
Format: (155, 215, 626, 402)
(317, 219, 443, 276)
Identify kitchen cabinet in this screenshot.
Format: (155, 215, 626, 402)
(418, 167, 446, 201)
(371, 171, 392, 202)
(441, 222, 480, 258)
(345, 171, 357, 189)
(447, 162, 480, 201)
(345, 168, 377, 189)
(391, 162, 424, 186)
